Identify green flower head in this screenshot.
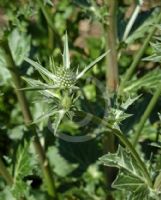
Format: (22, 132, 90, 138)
(23, 32, 108, 134)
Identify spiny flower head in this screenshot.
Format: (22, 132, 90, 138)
(23, 32, 108, 134)
(24, 33, 107, 91)
(53, 67, 76, 88)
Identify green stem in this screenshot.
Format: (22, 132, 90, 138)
(36, 0, 56, 50)
(36, 0, 55, 31)
(104, 0, 119, 92)
(48, 26, 54, 50)
(132, 83, 161, 146)
(76, 110, 153, 187)
(0, 157, 13, 186)
(103, 0, 118, 155)
(103, 2, 118, 197)
(1, 40, 57, 199)
(36, 0, 62, 50)
(119, 11, 161, 95)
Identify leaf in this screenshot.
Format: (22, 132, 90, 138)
(113, 169, 147, 192)
(124, 69, 161, 94)
(121, 95, 141, 110)
(99, 145, 152, 199)
(125, 10, 158, 44)
(8, 28, 31, 66)
(11, 141, 35, 198)
(0, 187, 16, 200)
(107, 96, 140, 126)
(110, 108, 133, 124)
(126, 185, 150, 200)
(63, 32, 70, 69)
(76, 51, 109, 79)
(47, 146, 78, 177)
(100, 145, 143, 176)
(0, 48, 11, 85)
(143, 38, 161, 63)
(25, 58, 57, 81)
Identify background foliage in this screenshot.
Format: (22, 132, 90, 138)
(0, 0, 161, 200)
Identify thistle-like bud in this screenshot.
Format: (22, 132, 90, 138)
(23, 32, 108, 130)
(54, 67, 76, 88)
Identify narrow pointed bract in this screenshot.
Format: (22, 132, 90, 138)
(18, 85, 59, 91)
(32, 109, 59, 124)
(25, 58, 57, 81)
(63, 32, 70, 69)
(76, 51, 109, 80)
(53, 110, 66, 135)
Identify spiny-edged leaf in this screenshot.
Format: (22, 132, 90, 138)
(115, 111, 133, 122)
(99, 146, 154, 200)
(112, 169, 147, 192)
(127, 185, 150, 200)
(63, 32, 70, 69)
(99, 145, 144, 179)
(124, 69, 161, 93)
(11, 141, 35, 198)
(25, 58, 57, 81)
(143, 38, 161, 63)
(121, 95, 141, 110)
(108, 96, 140, 126)
(13, 142, 32, 179)
(76, 51, 109, 79)
(143, 54, 161, 63)
(47, 146, 78, 177)
(108, 108, 133, 125)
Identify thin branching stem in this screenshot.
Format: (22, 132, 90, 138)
(119, 11, 161, 95)
(36, 0, 56, 50)
(36, 0, 62, 50)
(36, 0, 55, 50)
(0, 157, 13, 186)
(48, 26, 54, 50)
(1, 40, 57, 199)
(36, 0, 55, 31)
(76, 110, 153, 188)
(133, 83, 161, 146)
